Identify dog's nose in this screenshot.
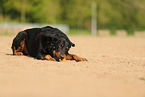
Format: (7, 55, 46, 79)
(60, 54, 64, 59)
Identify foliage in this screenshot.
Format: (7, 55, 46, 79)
(0, 0, 145, 30)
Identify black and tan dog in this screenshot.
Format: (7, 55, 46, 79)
(11, 26, 87, 62)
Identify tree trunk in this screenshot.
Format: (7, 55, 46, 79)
(21, 0, 26, 23)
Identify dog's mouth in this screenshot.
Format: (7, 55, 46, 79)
(54, 57, 66, 62)
(52, 50, 66, 62)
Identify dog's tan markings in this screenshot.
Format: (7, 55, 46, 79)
(66, 54, 87, 62)
(23, 39, 29, 55)
(53, 51, 61, 58)
(59, 58, 66, 62)
(13, 45, 23, 55)
(44, 55, 55, 61)
(12, 38, 28, 55)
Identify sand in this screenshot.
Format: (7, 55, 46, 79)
(0, 35, 145, 97)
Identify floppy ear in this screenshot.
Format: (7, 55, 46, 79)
(71, 43, 75, 47)
(40, 35, 52, 43)
(46, 37, 53, 42)
(41, 36, 58, 43)
(52, 37, 58, 42)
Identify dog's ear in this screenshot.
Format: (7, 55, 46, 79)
(52, 37, 58, 42)
(47, 37, 53, 42)
(42, 36, 58, 43)
(71, 43, 75, 47)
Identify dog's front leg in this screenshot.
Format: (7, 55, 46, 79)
(36, 41, 45, 59)
(36, 50, 44, 60)
(66, 53, 87, 62)
(36, 47, 55, 61)
(44, 55, 55, 61)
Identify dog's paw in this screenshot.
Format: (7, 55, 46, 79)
(14, 52, 23, 55)
(49, 58, 56, 61)
(76, 58, 88, 62)
(59, 59, 66, 62)
(45, 55, 56, 61)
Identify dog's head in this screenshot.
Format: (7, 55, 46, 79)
(53, 37, 75, 61)
(41, 35, 75, 61)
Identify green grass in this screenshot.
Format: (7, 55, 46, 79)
(110, 29, 116, 36)
(126, 29, 134, 36)
(68, 29, 91, 35)
(139, 78, 145, 82)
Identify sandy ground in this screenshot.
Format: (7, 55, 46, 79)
(0, 35, 145, 97)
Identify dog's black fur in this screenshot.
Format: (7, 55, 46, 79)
(12, 26, 87, 62)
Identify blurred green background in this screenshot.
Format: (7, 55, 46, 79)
(0, 0, 145, 35)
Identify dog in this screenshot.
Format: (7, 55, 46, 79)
(11, 26, 87, 62)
